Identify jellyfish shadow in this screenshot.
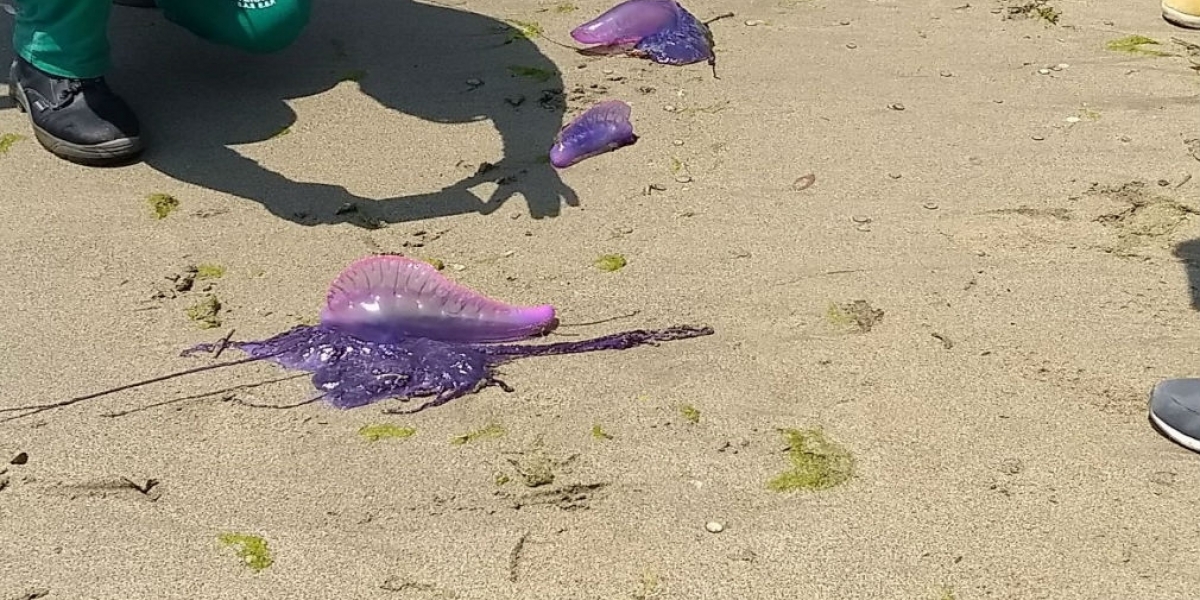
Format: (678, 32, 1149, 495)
(3, 0, 579, 227)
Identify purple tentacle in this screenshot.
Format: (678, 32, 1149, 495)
(475, 325, 714, 358)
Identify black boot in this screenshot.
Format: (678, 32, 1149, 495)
(8, 57, 143, 165)
(113, 0, 157, 7)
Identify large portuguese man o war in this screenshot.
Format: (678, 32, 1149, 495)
(4, 255, 712, 420)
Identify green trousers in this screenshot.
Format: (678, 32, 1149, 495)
(12, 0, 312, 79)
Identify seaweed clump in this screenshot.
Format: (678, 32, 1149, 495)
(451, 423, 506, 445)
(595, 254, 628, 272)
(218, 533, 273, 572)
(0, 133, 26, 154)
(147, 193, 179, 220)
(1106, 35, 1171, 56)
(186, 295, 222, 329)
(358, 423, 417, 441)
(768, 428, 854, 491)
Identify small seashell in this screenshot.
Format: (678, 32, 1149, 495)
(791, 173, 816, 191)
(922, 202, 939, 210)
(706, 521, 725, 533)
(1038, 68, 1051, 75)
(888, 103, 905, 111)
(851, 215, 872, 224)
(744, 19, 765, 26)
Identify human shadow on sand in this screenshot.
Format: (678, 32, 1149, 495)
(2, 0, 578, 227)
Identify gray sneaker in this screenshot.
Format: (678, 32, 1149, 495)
(1149, 378, 1200, 452)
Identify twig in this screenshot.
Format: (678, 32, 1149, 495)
(213, 329, 236, 359)
(558, 310, 642, 328)
(508, 531, 529, 583)
(231, 393, 324, 410)
(704, 12, 736, 25)
(0, 355, 265, 423)
(100, 374, 306, 418)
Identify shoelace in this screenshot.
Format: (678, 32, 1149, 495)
(53, 77, 105, 109)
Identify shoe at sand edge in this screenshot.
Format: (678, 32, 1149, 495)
(1149, 378, 1200, 452)
(1163, 0, 1200, 28)
(8, 57, 143, 165)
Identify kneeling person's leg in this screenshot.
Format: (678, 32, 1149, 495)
(158, 0, 311, 54)
(8, 0, 143, 164)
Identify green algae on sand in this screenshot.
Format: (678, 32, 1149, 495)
(768, 428, 854, 492)
(678, 404, 701, 424)
(218, 532, 273, 572)
(591, 424, 614, 440)
(505, 19, 544, 42)
(508, 65, 555, 82)
(420, 257, 446, 271)
(147, 193, 179, 220)
(1106, 35, 1171, 56)
(595, 254, 628, 272)
(0, 133, 26, 154)
(451, 423, 506, 445)
(358, 423, 417, 442)
(186, 295, 222, 329)
(195, 264, 226, 280)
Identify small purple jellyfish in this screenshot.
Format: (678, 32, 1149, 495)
(549, 100, 638, 168)
(6, 255, 713, 420)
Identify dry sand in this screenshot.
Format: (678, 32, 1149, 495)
(3, 0, 1200, 598)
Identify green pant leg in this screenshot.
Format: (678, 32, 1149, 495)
(156, 0, 311, 54)
(11, 0, 113, 78)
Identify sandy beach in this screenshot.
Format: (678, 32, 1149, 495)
(3, 0, 1200, 598)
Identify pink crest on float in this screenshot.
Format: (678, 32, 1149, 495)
(319, 254, 558, 344)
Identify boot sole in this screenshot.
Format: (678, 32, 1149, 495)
(9, 77, 145, 166)
(1163, 1, 1200, 28)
